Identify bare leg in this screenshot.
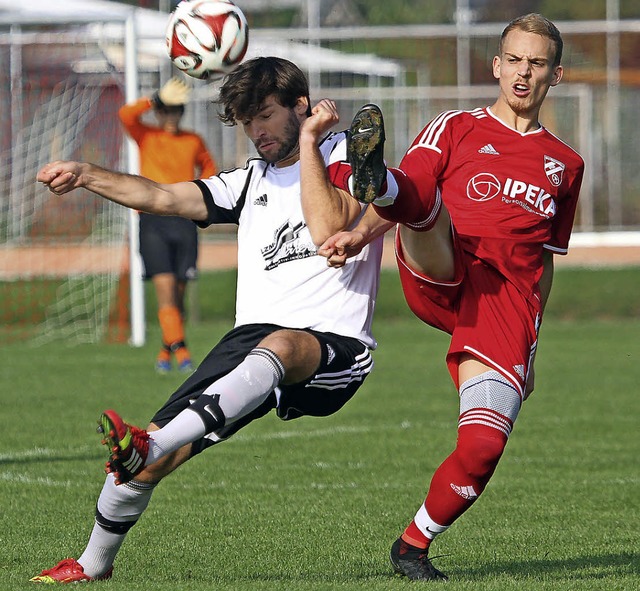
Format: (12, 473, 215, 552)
(398, 207, 455, 282)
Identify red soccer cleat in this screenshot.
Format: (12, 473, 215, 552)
(29, 558, 112, 583)
(97, 409, 149, 485)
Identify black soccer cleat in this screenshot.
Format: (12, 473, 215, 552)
(346, 103, 387, 204)
(389, 537, 449, 582)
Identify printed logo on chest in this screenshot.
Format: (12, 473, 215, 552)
(261, 220, 316, 270)
(467, 173, 557, 218)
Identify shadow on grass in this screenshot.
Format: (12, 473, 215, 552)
(196, 552, 638, 585)
(0, 448, 104, 467)
(451, 551, 638, 581)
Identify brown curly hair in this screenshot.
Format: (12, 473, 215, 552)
(217, 56, 312, 125)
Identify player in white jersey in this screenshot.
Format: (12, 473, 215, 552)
(31, 57, 381, 584)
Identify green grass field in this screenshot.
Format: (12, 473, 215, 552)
(1, 268, 639, 590)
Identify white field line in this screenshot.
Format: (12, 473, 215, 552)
(0, 445, 97, 487)
(0, 472, 73, 487)
(0, 422, 432, 489)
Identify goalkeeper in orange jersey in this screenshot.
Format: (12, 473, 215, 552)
(119, 77, 217, 373)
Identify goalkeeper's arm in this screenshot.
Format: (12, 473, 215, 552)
(36, 161, 208, 222)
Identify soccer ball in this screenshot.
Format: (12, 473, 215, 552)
(166, 0, 249, 80)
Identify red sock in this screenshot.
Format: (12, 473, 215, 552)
(425, 423, 508, 526)
(402, 521, 431, 550)
(402, 421, 509, 547)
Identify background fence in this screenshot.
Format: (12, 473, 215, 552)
(1, 3, 639, 343)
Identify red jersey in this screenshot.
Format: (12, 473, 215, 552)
(399, 106, 584, 304)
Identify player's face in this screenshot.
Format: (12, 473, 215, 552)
(242, 96, 306, 167)
(155, 110, 183, 134)
(492, 29, 563, 120)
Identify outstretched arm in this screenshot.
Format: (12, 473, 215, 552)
(299, 99, 363, 246)
(318, 205, 395, 267)
(36, 161, 208, 221)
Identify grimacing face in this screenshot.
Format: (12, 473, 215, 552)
(241, 95, 307, 167)
(492, 29, 563, 119)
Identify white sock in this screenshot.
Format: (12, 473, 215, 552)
(214, 348, 283, 421)
(146, 407, 206, 465)
(78, 524, 125, 578)
(373, 169, 399, 206)
(348, 168, 398, 206)
(78, 474, 155, 578)
(146, 348, 284, 465)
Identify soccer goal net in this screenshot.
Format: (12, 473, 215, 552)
(0, 33, 131, 345)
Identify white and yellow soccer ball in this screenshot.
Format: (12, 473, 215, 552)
(166, 0, 249, 80)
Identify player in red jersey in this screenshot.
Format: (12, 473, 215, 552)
(321, 13, 584, 580)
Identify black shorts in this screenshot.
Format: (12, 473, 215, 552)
(138, 213, 198, 280)
(150, 324, 374, 455)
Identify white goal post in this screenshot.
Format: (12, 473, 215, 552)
(0, 8, 150, 346)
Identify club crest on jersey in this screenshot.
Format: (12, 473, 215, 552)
(544, 155, 565, 187)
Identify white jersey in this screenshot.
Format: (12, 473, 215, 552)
(195, 131, 382, 349)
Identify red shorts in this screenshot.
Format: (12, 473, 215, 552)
(396, 231, 540, 398)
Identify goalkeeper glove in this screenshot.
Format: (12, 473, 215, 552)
(152, 77, 191, 109)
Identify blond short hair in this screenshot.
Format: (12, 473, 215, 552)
(499, 13, 563, 67)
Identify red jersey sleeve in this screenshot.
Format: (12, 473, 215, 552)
(399, 111, 458, 201)
(545, 162, 584, 254)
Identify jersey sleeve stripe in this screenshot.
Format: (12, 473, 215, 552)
(422, 110, 462, 148)
(543, 243, 569, 254)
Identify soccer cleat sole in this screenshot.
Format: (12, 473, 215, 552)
(347, 104, 386, 204)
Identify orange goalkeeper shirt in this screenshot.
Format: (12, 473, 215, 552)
(118, 98, 217, 183)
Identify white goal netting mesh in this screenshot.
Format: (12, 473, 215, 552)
(1, 41, 130, 344)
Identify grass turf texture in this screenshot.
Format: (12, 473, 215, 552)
(1, 268, 638, 590)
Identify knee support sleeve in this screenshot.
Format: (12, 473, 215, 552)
(456, 370, 521, 482)
(459, 370, 521, 434)
(189, 392, 226, 433)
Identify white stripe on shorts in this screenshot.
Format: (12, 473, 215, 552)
(305, 349, 373, 391)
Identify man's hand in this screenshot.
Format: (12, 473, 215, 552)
(37, 161, 84, 195)
(318, 229, 368, 268)
(154, 77, 191, 107)
(300, 99, 339, 144)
